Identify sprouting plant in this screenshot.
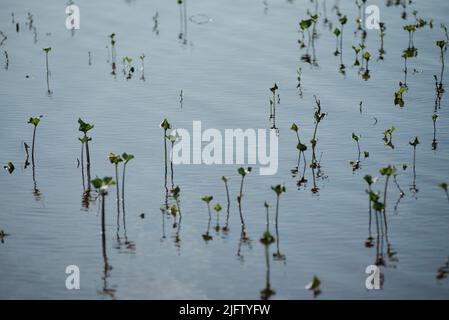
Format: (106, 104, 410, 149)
(121, 153, 134, 207)
(394, 82, 407, 107)
(378, 22, 386, 59)
(432, 112, 439, 150)
(299, 18, 313, 51)
(160, 119, 171, 191)
(409, 137, 419, 195)
(271, 184, 285, 228)
(383, 127, 396, 149)
(172, 186, 182, 218)
(167, 132, 178, 190)
(237, 167, 252, 225)
(28, 116, 42, 165)
(43, 47, 51, 94)
(403, 24, 416, 49)
(269, 83, 279, 129)
(291, 122, 307, 177)
(296, 67, 303, 97)
(108, 153, 123, 218)
(260, 201, 275, 300)
(362, 51, 371, 80)
(221, 176, 231, 232)
(305, 275, 321, 298)
(139, 54, 145, 81)
(214, 203, 222, 232)
(310, 96, 326, 193)
(436, 40, 447, 84)
(3, 162, 14, 174)
(333, 27, 341, 56)
(352, 45, 361, 66)
(363, 174, 378, 246)
(350, 132, 362, 172)
(91, 176, 116, 235)
(438, 183, 449, 203)
(123, 56, 135, 80)
(338, 14, 347, 54)
(78, 118, 94, 190)
(379, 165, 397, 232)
(201, 195, 213, 241)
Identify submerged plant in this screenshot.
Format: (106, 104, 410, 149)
(383, 127, 396, 149)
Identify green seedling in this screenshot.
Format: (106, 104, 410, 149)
(362, 51, 371, 80)
(167, 132, 179, 189)
(28, 116, 42, 166)
(202, 195, 213, 242)
(237, 167, 252, 225)
(214, 203, 222, 231)
(108, 153, 123, 219)
(269, 83, 279, 129)
(350, 133, 362, 172)
(378, 22, 386, 58)
(221, 176, 231, 232)
(160, 119, 171, 190)
(121, 153, 134, 212)
(352, 45, 361, 66)
(363, 174, 378, 246)
(379, 165, 396, 233)
(409, 137, 420, 195)
(291, 122, 307, 178)
(305, 275, 321, 298)
(0, 229, 10, 243)
(333, 27, 341, 56)
(310, 96, 326, 193)
(383, 127, 396, 149)
(91, 176, 116, 236)
(78, 118, 94, 190)
(139, 54, 146, 80)
(394, 82, 407, 107)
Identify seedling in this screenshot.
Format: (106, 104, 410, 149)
(380, 165, 397, 233)
(394, 82, 407, 108)
(221, 176, 231, 232)
(237, 167, 252, 225)
(436, 40, 447, 84)
(333, 28, 341, 56)
(167, 132, 179, 189)
(296, 67, 303, 97)
(108, 152, 123, 226)
(91, 176, 116, 240)
(409, 137, 419, 195)
(352, 45, 361, 66)
(269, 83, 279, 129)
(201, 195, 213, 241)
(160, 119, 171, 191)
(78, 118, 94, 190)
(432, 112, 439, 150)
(438, 183, 449, 203)
(363, 175, 377, 246)
(139, 54, 145, 81)
(350, 133, 362, 172)
(3, 162, 14, 174)
(378, 22, 386, 59)
(121, 153, 134, 209)
(383, 127, 396, 149)
(28, 116, 42, 166)
(299, 18, 313, 52)
(362, 51, 371, 80)
(305, 275, 321, 298)
(271, 184, 286, 261)
(43, 47, 52, 94)
(310, 96, 326, 193)
(214, 203, 222, 232)
(291, 122, 307, 178)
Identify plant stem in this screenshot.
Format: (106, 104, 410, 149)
(84, 134, 91, 190)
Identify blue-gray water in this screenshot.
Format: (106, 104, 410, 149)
(0, 0, 449, 299)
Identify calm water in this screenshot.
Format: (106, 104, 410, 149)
(1, 0, 449, 299)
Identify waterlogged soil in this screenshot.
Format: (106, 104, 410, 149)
(0, 0, 449, 299)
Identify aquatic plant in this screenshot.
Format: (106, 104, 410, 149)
(382, 127, 395, 149)
(237, 167, 252, 225)
(310, 96, 326, 193)
(167, 132, 179, 189)
(394, 82, 407, 107)
(0, 229, 10, 243)
(91, 176, 116, 232)
(3, 162, 14, 174)
(201, 195, 213, 241)
(438, 183, 449, 203)
(108, 152, 123, 228)
(78, 118, 94, 190)
(362, 51, 371, 80)
(352, 45, 361, 66)
(139, 54, 145, 81)
(409, 137, 419, 195)
(271, 184, 286, 261)
(121, 153, 134, 207)
(28, 116, 42, 165)
(221, 176, 231, 232)
(349, 132, 361, 172)
(378, 22, 386, 59)
(379, 165, 396, 233)
(299, 18, 313, 51)
(305, 275, 321, 298)
(269, 83, 279, 129)
(42, 47, 51, 94)
(214, 203, 222, 232)
(338, 15, 347, 56)
(363, 175, 377, 246)
(296, 67, 303, 97)
(160, 119, 171, 191)
(291, 122, 307, 177)
(333, 27, 341, 56)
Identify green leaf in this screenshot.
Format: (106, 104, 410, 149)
(108, 152, 123, 164)
(271, 184, 286, 195)
(214, 203, 222, 212)
(28, 117, 41, 126)
(202, 195, 213, 204)
(160, 118, 171, 130)
(333, 28, 341, 37)
(291, 123, 299, 132)
(78, 118, 94, 133)
(122, 153, 135, 163)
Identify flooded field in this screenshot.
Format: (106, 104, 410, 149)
(0, 0, 449, 299)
